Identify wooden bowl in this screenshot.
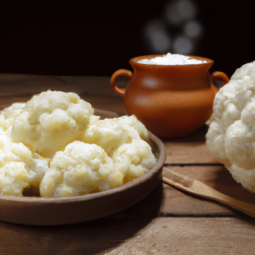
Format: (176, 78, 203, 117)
(0, 132, 166, 226)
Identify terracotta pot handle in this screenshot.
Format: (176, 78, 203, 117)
(110, 69, 133, 97)
(211, 71, 229, 93)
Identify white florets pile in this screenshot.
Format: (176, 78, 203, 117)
(206, 61, 255, 193)
(0, 91, 156, 197)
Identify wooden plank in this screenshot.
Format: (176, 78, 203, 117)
(0, 74, 129, 97)
(163, 166, 255, 205)
(160, 183, 234, 216)
(82, 95, 126, 116)
(0, 74, 64, 97)
(160, 166, 255, 216)
(164, 142, 218, 164)
(102, 217, 255, 255)
(163, 125, 218, 164)
(101, 165, 255, 218)
(0, 96, 31, 110)
(0, 216, 154, 255)
(57, 75, 129, 96)
(119, 178, 234, 218)
(1, 215, 255, 254)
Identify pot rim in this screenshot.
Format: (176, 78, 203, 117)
(130, 54, 214, 67)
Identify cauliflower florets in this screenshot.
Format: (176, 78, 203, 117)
(206, 61, 255, 192)
(40, 141, 123, 197)
(40, 138, 156, 198)
(81, 115, 148, 156)
(11, 91, 93, 158)
(0, 132, 30, 196)
(0, 131, 49, 195)
(0, 90, 156, 197)
(40, 114, 156, 198)
(0, 103, 25, 135)
(112, 139, 156, 184)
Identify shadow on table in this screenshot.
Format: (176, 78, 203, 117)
(213, 166, 255, 205)
(0, 183, 164, 255)
(161, 124, 209, 144)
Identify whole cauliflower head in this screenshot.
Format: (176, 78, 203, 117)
(11, 91, 93, 158)
(206, 61, 255, 192)
(40, 141, 123, 197)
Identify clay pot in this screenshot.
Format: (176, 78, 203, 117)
(111, 54, 229, 138)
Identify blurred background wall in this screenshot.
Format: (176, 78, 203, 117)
(0, 1, 253, 77)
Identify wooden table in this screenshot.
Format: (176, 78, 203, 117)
(1, 74, 255, 254)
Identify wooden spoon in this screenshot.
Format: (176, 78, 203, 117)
(162, 167, 255, 218)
